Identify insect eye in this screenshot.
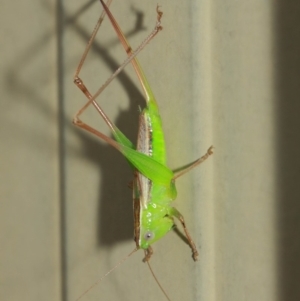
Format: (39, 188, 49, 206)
(144, 231, 154, 241)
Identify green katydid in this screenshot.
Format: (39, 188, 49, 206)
(73, 0, 213, 299)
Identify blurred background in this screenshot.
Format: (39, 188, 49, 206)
(1, 0, 300, 300)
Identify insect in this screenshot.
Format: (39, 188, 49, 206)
(73, 0, 213, 299)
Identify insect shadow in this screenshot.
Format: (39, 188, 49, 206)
(3, 2, 148, 301)
(70, 4, 148, 247)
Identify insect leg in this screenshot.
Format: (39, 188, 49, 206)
(99, 0, 163, 104)
(74, 0, 112, 78)
(168, 207, 199, 261)
(143, 246, 154, 262)
(73, 0, 128, 142)
(73, 2, 163, 144)
(173, 146, 214, 180)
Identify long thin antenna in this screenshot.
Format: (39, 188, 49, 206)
(75, 248, 138, 301)
(145, 251, 172, 301)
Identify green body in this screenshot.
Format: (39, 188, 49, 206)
(96, 2, 180, 251)
(112, 75, 177, 250)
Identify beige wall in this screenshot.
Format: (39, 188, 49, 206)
(1, 0, 300, 301)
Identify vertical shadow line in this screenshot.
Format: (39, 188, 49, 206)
(56, 0, 68, 300)
(276, 1, 300, 300)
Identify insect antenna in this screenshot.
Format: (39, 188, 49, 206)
(75, 247, 138, 301)
(144, 251, 172, 301)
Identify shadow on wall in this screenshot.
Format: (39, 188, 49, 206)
(56, 2, 147, 301)
(275, 1, 300, 301)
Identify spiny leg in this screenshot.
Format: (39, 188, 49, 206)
(73, 1, 163, 141)
(74, 0, 112, 78)
(73, 0, 117, 137)
(168, 207, 199, 261)
(100, 0, 163, 102)
(173, 146, 214, 180)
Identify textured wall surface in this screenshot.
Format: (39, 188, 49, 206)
(1, 1, 300, 301)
